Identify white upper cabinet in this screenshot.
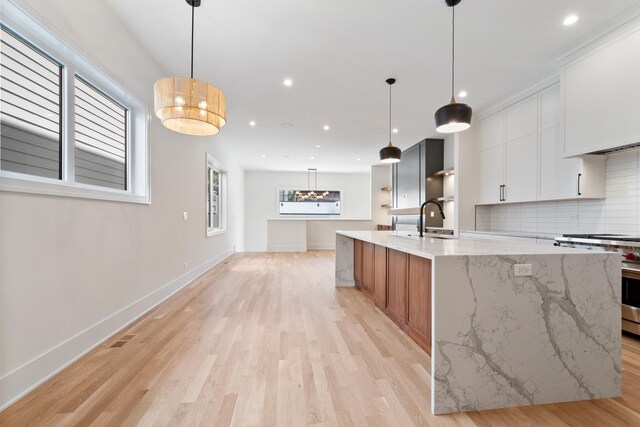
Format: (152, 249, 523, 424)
(477, 110, 504, 151)
(476, 112, 505, 205)
(477, 143, 504, 205)
(564, 27, 640, 156)
(505, 133, 538, 202)
(539, 83, 605, 200)
(504, 95, 538, 202)
(475, 82, 605, 206)
(506, 94, 537, 141)
(539, 83, 561, 129)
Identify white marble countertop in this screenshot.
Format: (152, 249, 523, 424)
(336, 230, 594, 259)
(268, 217, 372, 221)
(334, 230, 621, 414)
(460, 229, 558, 240)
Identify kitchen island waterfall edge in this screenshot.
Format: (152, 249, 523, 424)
(335, 230, 621, 415)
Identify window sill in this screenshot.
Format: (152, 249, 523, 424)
(207, 228, 227, 238)
(0, 174, 150, 204)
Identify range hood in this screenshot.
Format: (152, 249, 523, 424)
(591, 142, 640, 155)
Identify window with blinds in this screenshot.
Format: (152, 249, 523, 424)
(1, 4, 148, 203)
(74, 76, 127, 190)
(0, 27, 62, 179)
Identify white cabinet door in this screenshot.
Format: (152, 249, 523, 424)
(477, 145, 504, 205)
(504, 133, 538, 202)
(477, 111, 504, 151)
(540, 125, 583, 200)
(564, 28, 640, 155)
(506, 94, 538, 141)
(539, 82, 584, 200)
(539, 83, 561, 129)
(476, 112, 505, 205)
(503, 94, 538, 203)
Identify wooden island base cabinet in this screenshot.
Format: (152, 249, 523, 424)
(353, 240, 432, 355)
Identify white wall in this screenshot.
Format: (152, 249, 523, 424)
(0, 0, 244, 408)
(244, 170, 375, 252)
(475, 148, 639, 236)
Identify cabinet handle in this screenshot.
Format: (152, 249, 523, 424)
(578, 173, 582, 196)
(499, 185, 503, 201)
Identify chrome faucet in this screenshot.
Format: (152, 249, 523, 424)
(418, 200, 446, 238)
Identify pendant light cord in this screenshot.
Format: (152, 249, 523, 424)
(190, 2, 195, 79)
(451, 4, 455, 101)
(388, 82, 392, 144)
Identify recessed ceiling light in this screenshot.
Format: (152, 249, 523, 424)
(310, 156, 315, 160)
(323, 125, 330, 131)
(283, 78, 293, 87)
(458, 91, 468, 98)
(281, 123, 294, 128)
(356, 158, 361, 161)
(249, 121, 256, 127)
(282, 155, 291, 158)
(260, 154, 266, 158)
(315, 145, 321, 148)
(392, 128, 399, 134)
(563, 14, 579, 26)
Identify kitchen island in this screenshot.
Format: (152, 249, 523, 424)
(335, 230, 621, 415)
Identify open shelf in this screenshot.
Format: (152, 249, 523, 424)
(431, 168, 455, 177)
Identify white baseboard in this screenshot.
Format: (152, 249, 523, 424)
(0, 248, 234, 412)
(307, 243, 335, 250)
(266, 245, 308, 252)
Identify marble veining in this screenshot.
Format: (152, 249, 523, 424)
(335, 234, 355, 286)
(432, 253, 621, 414)
(335, 231, 621, 414)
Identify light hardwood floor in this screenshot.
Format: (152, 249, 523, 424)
(2, 251, 640, 426)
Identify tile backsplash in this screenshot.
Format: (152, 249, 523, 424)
(476, 148, 640, 236)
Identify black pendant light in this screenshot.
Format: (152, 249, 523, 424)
(434, 0, 472, 133)
(380, 78, 401, 163)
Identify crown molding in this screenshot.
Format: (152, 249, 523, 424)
(475, 74, 560, 121)
(556, 5, 640, 66)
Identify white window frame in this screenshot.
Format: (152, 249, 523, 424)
(0, 2, 150, 204)
(206, 153, 226, 237)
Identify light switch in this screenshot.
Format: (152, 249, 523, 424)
(183, 211, 189, 220)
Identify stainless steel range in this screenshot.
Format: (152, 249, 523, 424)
(555, 234, 640, 336)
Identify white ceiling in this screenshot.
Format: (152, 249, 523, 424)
(105, 0, 640, 172)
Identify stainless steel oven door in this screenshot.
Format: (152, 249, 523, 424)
(622, 272, 640, 335)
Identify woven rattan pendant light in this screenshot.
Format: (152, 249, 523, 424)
(154, 0, 226, 136)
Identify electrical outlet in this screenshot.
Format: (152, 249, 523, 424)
(430, 211, 435, 217)
(183, 211, 189, 220)
(183, 261, 189, 268)
(514, 264, 532, 277)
